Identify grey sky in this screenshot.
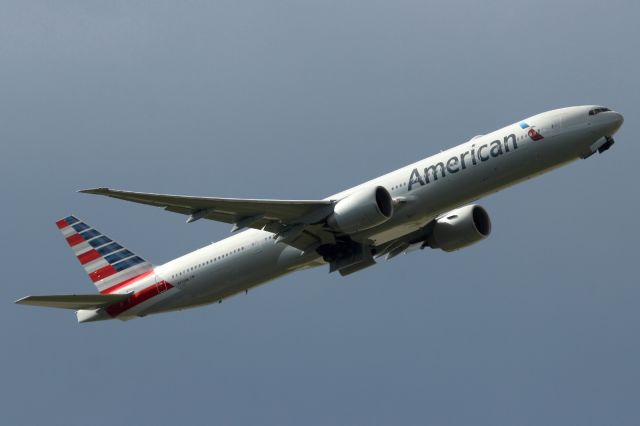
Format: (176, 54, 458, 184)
(2, 1, 639, 425)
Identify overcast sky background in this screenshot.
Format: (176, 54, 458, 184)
(2, 1, 639, 425)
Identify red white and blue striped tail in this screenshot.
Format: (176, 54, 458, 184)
(55, 215, 154, 294)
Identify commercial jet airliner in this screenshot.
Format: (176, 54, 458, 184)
(16, 106, 624, 323)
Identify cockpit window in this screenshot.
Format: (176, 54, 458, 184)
(589, 107, 611, 116)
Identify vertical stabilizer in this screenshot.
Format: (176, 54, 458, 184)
(55, 215, 154, 293)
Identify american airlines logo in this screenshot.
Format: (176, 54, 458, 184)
(407, 133, 519, 191)
(521, 121, 544, 141)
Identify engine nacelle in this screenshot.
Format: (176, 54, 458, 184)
(327, 186, 393, 233)
(426, 204, 491, 252)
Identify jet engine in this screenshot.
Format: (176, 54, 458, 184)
(327, 186, 393, 233)
(425, 204, 491, 252)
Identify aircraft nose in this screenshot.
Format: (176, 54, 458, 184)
(613, 111, 624, 126)
(594, 110, 624, 137)
(607, 111, 624, 136)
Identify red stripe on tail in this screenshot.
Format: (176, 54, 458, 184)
(56, 219, 69, 229)
(101, 270, 154, 294)
(66, 234, 85, 247)
(77, 249, 101, 265)
(89, 265, 118, 282)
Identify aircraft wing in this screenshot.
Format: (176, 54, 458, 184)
(15, 294, 130, 310)
(374, 221, 434, 259)
(80, 188, 338, 251)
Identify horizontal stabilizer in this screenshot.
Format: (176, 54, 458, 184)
(15, 294, 130, 310)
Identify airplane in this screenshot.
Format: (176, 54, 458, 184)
(16, 105, 624, 323)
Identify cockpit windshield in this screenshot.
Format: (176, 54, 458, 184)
(589, 107, 611, 116)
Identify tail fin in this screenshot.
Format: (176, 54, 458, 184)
(56, 215, 153, 293)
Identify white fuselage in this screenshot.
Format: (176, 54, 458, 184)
(103, 106, 623, 320)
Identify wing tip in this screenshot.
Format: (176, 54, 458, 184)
(14, 296, 31, 305)
(78, 187, 110, 195)
(78, 187, 112, 195)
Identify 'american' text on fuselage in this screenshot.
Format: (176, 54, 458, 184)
(408, 133, 518, 191)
